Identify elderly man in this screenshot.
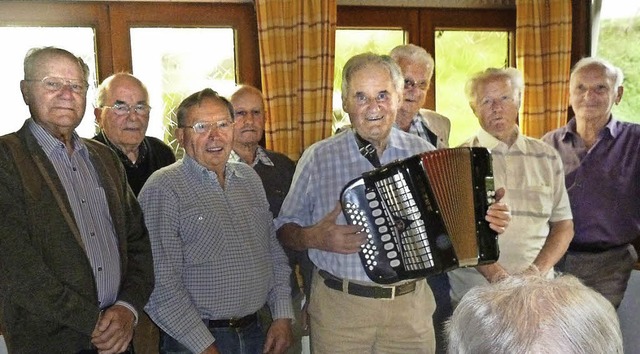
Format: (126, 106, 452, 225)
(275, 53, 511, 353)
(390, 44, 451, 149)
(93, 73, 175, 196)
(92, 72, 175, 353)
(230, 85, 311, 354)
(390, 44, 452, 354)
(543, 57, 640, 308)
(448, 67, 574, 306)
(447, 274, 623, 354)
(0, 46, 154, 353)
(139, 88, 293, 354)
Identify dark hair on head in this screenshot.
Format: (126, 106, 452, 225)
(23, 46, 89, 81)
(176, 88, 235, 127)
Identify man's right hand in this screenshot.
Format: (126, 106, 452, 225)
(201, 344, 221, 354)
(306, 202, 367, 254)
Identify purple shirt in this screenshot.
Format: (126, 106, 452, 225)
(542, 117, 640, 247)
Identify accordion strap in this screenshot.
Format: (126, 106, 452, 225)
(354, 132, 381, 168)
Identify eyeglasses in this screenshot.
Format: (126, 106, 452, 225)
(26, 76, 89, 94)
(180, 120, 234, 134)
(404, 78, 429, 91)
(103, 103, 151, 116)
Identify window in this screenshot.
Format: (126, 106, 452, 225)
(435, 31, 510, 146)
(131, 28, 237, 150)
(333, 29, 405, 132)
(595, 0, 640, 124)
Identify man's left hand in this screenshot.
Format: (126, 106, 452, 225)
(91, 304, 135, 354)
(263, 318, 292, 354)
(486, 187, 511, 234)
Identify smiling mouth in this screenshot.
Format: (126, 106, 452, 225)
(206, 146, 224, 152)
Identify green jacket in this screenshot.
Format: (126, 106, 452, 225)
(0, 122, 154, 353)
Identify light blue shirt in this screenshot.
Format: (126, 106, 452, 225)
(140, 154, 293, 353)
(274, 127, 434, 282)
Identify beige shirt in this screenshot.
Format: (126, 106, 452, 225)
(448, 128, 573, 303)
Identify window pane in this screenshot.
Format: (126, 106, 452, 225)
(435, 31, 509, 146)
(596, 0, 640, 124)
(333, 29, 405, 132)
(0, 27, 97, 137)
(131, 28, 236, 151)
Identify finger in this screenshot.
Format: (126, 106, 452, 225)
(326, 202, 343, 222)
(494, 187, 506, 202)
(263, 335, 275, 353)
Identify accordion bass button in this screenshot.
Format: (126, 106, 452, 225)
(369, 200, 379, 208)
(387, 251, 398, 258)
(366, 192, 377, 200)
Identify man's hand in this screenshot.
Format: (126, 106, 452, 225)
(91, 304, 135, 354)
(486, 188, 511, 234)
(263, 318, 293, 354)
(307, 202, 367, 254)
(201, 344, 221, 354)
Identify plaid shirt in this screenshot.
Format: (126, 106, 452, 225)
(275, 127, 434, 282)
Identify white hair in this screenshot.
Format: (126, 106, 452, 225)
(571, 57, 624, 90)
(446, 274, 623, 354)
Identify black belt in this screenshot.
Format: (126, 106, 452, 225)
(204, 313, 257, 328)
(318, 270, 417, 299)
(568, 242, 625, 253)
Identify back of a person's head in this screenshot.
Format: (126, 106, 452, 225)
(446, 274, 623, 354)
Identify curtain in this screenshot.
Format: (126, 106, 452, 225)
(254, 0, 336, 160)
(515, 0, 572, 138)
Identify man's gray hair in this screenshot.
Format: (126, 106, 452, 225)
(446, 274, 623, 354)
(23, 46, 89, 82)
(95, 72, 149, 107)
(571, 57, 624, 90)
(341, 53, 404, 103)
(389, 44, 435, 80)
(464, 67, 524, 108)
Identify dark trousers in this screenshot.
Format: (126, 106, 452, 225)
(427, 273, 453, 354)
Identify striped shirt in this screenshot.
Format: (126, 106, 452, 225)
(448, 128, 573, 302)
(28, 119, 121, 309)
(140, 155, 293, 353)
(274, 128, 434, 282)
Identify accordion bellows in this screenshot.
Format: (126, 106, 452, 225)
(341, 147, 499, 284)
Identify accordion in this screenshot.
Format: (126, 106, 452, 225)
(340, 147, 499, 284)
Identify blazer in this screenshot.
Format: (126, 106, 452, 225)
(0, 122, 154, 353)
(419, 108, 451, 149)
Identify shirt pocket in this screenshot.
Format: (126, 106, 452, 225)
(511, 185, 553, 219)
(180, 209, 225, 266)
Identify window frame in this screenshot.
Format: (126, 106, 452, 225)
(337, 6, 516, 110)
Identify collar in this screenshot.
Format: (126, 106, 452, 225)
(97, 131, 148, 167)
(28, 118, 85, 156)
(182, 153, 248, 184)
(229, 146, 274, 168)
(476, 126, 525, 152)
(562, 116, 617, 141)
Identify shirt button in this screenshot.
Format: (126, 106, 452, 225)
(98, 267, 103, 272)
(90, 232, 96, 237)
(81, 199, 86, 203)
(72, 167, 77, 171)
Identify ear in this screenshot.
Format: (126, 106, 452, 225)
(175, 128, 185, 147)
(615, 86, 624, 105)
(94, 107, 103, 127)
(20, 80, 30, 105)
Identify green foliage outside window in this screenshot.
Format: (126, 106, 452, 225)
(598, 17, 640, 124)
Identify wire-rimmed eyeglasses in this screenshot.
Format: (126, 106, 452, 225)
(180, 120, 234, 134)
(102, 102, 152, 116)
(25, 76, 89, 94)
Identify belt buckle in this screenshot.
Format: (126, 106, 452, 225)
(374, 286, 395, 300)
(228, 317, 241, 328)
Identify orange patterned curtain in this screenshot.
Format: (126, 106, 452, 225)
(254, 0, 336, 160)
(516, 0, 572, 138)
